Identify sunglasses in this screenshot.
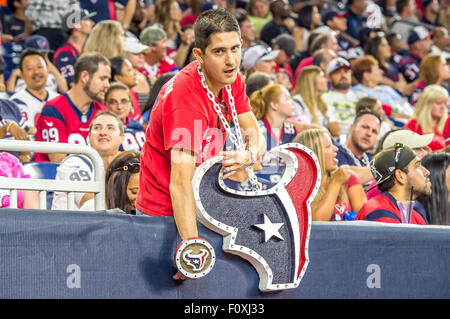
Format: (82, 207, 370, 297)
(114, 162, 140, 173)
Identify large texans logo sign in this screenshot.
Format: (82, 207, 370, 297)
(192, 143, 321, 291)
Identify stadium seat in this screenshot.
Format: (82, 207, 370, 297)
(22, 161, 59, 209)
(22, 161, 59, 180)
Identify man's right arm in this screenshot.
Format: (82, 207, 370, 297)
(169, 148, 200, 280)
(169, 148, 198, 241)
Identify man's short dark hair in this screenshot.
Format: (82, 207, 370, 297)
(236, 13, 250, 28)
(18, 48, 46, 71)
(73, 52, 110, 84)
(245, 71, 274, 96)
(7, 0, 18, 14)
(109, 56, 125, 80)
(194, 9, 241, 53)
(378, 165, 409, 192)
(312, 49, 327, 67)
(353, 109, 382, 125)
(396, 0, 411, 14)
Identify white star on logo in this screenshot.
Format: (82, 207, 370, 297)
(253, 214, 284, 243)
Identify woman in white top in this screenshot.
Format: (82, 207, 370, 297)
(292, 65, 339, 136)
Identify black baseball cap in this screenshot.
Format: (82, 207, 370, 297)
(368, 143, 417, 190)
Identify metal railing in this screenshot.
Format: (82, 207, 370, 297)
(0, 140, 105, 210)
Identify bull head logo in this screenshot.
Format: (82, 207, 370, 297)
(192, 143, 321, 291)
(183, 248, 210, 271)
(175, 238, 215, 279)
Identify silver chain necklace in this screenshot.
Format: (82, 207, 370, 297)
(197, 64, 261, 190)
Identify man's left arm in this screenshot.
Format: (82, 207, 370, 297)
(221, 111, 266, 179)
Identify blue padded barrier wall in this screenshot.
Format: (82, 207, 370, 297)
(0, 208, 449, 299)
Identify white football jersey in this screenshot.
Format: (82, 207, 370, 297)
(10, 88, 58, 129)
(51, 154, 94, 211)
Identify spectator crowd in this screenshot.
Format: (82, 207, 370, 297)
(0, 0, 449, 226)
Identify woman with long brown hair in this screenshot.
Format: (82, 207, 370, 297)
(153, 0, 182, 53)
(105, 151, 140, 215)
(409, 54, 450, 105)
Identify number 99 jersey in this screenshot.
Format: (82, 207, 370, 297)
(34, 93, 104, 162)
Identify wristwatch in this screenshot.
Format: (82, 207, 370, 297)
(248, 148, 257, 165)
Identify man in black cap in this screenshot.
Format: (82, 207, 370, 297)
(356, 143, 431, 224)
(53, 9, 96, 87)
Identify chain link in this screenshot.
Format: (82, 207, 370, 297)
(197, 64, 262, 190)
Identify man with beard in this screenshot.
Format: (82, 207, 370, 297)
(335, 109, 381, 185)
(356, 144, 431, 224)
(34, 52, 111, 162)
(321, 57, 367, 139)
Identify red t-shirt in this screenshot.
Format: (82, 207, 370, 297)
(443, 117, 450, 146)
(129, 89, 142, 122)
(404, 118, 445, 151)
(136, 61, 251, 216)
(356, 192, 427, 225)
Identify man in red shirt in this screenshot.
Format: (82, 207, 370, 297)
(139, 26, 178, 78)
(136, 9, 265, 279)
(356, 144, 431, 224)
(35, 52, 110, 162)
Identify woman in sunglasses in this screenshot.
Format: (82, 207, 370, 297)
(105, 151, 140, 215)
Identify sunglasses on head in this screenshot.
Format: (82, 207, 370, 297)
(114, 162, 140, 173)
(394, 143, 404, 171)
